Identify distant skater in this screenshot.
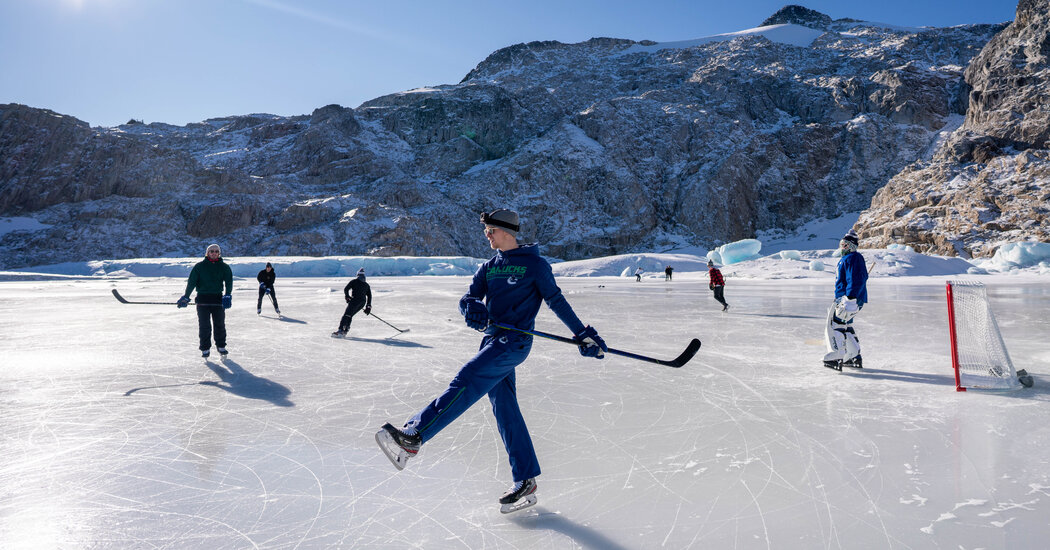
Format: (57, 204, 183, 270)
(332, 268, 372, 338)
(823, 230, 869, 370)
(634, 267, 643, 282)
(664, 265, 673, 281)
(374, 208, 607, 514)
(257, 262, 280, 315)
(178, 243, 233, 358)
(707, 259, 729, 311)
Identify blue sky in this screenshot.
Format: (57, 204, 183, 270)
(0, 0, 1019, 127)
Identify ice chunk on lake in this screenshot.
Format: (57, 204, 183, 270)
(716, 239, 762, 264)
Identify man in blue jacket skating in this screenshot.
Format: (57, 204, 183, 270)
(375, 208, 608, 513)
(823, 229, 869, 370)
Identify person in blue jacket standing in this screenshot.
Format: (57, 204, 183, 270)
(375, 208, 608, 513)
(823, 230, 869, 370)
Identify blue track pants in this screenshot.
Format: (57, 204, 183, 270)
(406, 332, 540, 482)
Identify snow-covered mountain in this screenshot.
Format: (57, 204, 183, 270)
(0, 5, 1017, 269)
(859, 0, 1050, 258)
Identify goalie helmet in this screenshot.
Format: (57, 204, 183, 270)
(840, 230, 859, 254)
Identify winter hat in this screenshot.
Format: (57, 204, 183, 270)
(206, 243, 221, 255)
(707, 259, 714, 267)
(842, 229, 859, 245)
(480, 209, 520, 237)
(265, 262, 272, 268)
(357, 267, 365, 277)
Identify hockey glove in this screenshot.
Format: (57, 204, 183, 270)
(177, 295, 190, 308)
(364, 305, 371, 315)
(222, 295, 232, 309)
(574, 325, 607, 359)
(259, 282, 266, 289)
(460, 297, 489, 331)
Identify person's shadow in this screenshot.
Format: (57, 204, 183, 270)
(258, 313, 307, 324)
(200, 358, 294, 407)
(510, 508, 630, 550)
(343, 336, 430, 348)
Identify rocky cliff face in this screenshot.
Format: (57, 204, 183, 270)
(858, 0, 1049, 257)
(0, 7, 1011, 268)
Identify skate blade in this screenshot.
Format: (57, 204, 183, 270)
(375, 430, 409, 470)
(822, 361, 842, 372)
(500, 494, 537, 514)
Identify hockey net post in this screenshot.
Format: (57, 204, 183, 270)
(945, 280, 1026, 392)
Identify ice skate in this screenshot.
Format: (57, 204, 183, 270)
(499, 478, 538, 513)
(218, 347, 228, 358)
(842, 355, 862, 369)
(375, 423, 420, 470)
(722, 304, 729, 312)
(331, 330, 347, 338)
(822, 359, 843, 371)
(257, 308, 262, 315)
(201, 349, 210, 359)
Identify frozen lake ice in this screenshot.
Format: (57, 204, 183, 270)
(2, 274, 1049, 548)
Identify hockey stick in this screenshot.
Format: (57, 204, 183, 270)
(111, 289, 213, 306)
(369, 312, 409, 333)
(112, 289, 184, 305)
(490, 323, 700, 368)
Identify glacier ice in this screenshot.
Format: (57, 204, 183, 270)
(714, 239, 762, 265)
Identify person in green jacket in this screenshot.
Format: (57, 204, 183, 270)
(178, 243, 234, 358)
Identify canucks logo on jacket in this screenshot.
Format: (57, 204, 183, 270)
(487, 265, 527, 285)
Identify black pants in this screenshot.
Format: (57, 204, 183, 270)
(257, 286, 279, 310)
(339, 301, 365, 331)
(197, 304, 227, 350)
(712, 285, 728, 307)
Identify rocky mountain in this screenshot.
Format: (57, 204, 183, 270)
(858, 0, 1050, 257)
(0, 5, 1013, 268)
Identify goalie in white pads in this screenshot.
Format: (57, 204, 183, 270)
(824, 230, 869, 370)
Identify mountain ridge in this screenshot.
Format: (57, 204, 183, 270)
(0, 5, 1030, 269)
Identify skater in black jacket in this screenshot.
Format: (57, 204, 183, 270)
(332, 268, 372, 337)
(256, 262, 280, 315)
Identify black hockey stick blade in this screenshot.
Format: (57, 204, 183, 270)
(111, 289, 189, 305)
(491, 323, 700, 368)
(370, 312, 409, 333)
(662, 338, 702, 368)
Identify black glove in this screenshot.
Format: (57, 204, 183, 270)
(574, 325, 607, 359)
(461, 297, 489, 331)
(222, 295, 232, 309)
(364, 305, 372, 315)
(177, 295, 190, 308)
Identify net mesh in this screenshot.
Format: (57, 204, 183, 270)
(948, 281, 1020, 390)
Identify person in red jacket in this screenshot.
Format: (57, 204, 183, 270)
(708, 259, 729, 311)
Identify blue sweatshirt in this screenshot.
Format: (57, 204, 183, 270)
(835, 251, 869, 306)
(460, 243, 586, 336)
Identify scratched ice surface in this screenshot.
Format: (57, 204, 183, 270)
(2, 275, 1049, 549)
